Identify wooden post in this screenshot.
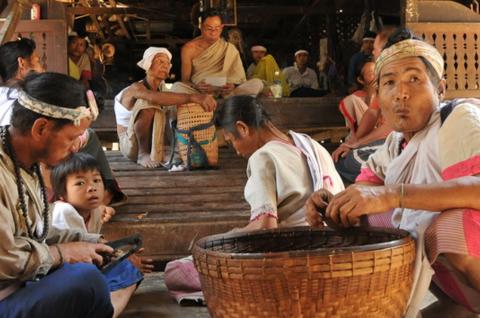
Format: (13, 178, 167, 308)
(0, 0, 32, 44)
(404, 0, 419, 24)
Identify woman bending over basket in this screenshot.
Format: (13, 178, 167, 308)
(215, 95, 344, 231)
(164, 95, 344, 304)
(306, 28, 480, 317)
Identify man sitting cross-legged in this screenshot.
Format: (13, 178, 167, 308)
(172, 9, 263, 97)
(114, 47, 216, 168)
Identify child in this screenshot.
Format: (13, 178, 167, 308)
(51, 152, 153, 318)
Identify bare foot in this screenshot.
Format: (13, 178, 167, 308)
(137, 153, 160, 168)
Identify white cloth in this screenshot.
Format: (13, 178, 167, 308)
(137, 47, 172, 71)
(282, 65, 319, 91)
(0, 86, 17, 126)
(245, 133, 343, 227)
(52, 201, 102, 234)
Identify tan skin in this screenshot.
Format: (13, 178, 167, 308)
(119, 53, 217, 168)
(68, 37, 90, 89)
(251, 49, 266, 64)
(223, 121, 293, 232)
(181, 15, 235, 96)
(294, 53, 309, 74)
(307, 56, 480, 295)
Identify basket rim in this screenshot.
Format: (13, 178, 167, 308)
(192, 226, 414, 259)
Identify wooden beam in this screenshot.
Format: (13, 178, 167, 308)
(66, 5, 173, 19)
(108, 0, 131, 39)
(78, 0, 105, 39)
(0, 0, 31, 45)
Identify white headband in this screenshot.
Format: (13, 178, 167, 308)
(295, 50, 309, 57)
(251, 45, 267, 52)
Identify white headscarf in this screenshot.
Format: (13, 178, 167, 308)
(137, 47, 172, 71)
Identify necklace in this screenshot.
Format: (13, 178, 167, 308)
(0, 126, 49, 242)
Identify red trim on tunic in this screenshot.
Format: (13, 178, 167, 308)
(250, 211, 278, 222)
(339, 99, 356, 128)
(355, 167, 384, 184)
(464, 209, 480, 258)
(442, 155, 480, 180)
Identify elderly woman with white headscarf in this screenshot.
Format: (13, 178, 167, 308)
(306, 28, 480, 317)
(114, 47, 216, 168)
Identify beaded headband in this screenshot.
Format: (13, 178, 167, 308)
(375, 39, 444, 80)
(17, 90, 99, 126)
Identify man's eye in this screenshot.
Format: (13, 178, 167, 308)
(410, 76, 419, 82)
(74, 181, 85, 186)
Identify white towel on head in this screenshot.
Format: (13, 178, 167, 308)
(137, 47, 172, 71)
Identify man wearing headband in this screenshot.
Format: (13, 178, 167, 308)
(246, 45, 267, 79)
(115, 46, 216, 168)
(347, 30, 376, 89)
(0, 72, 115, 317)
(173, 9, 263, 97)
(307, 29, 480, 316)
(282, 50, 324, 97)
(0, 38, 126, 207)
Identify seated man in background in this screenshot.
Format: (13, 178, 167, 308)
(174, 9, 263, 97)
(347, 30, 375, 90)
(247, 44, 290, 97)
(115, 47, 216, 168)
(67, 34, 92, 89)
(246, 45, 267, 79)
(282, 50, 325, 97)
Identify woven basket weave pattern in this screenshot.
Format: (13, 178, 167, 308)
(177, 103, 218, 167)
(193, 227, 415, 318)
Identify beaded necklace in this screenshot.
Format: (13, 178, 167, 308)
(0, 126, 49, 242)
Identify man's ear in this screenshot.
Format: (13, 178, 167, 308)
(30, 117, 52, 142)
(235, 120, 249, 138)
(437, 79, 446, 100)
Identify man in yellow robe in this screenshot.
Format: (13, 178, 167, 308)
(174, 9, 263, 97)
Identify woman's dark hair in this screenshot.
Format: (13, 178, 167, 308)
(214, 95, 271, 137)
(355, 56, 373, 87)
(0, 38, 36, 82)
(51, 152, 103, 201)
(383, 28, 441, 86)
(10, 72, 87, 133)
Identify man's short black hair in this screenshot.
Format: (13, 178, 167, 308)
(0, 38, 36, 82)
(51, 152, 103, 201)
(200, 9, 223, 24)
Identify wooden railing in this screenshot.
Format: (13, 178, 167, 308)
(408, 23, 480, 99)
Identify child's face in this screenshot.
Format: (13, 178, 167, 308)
(63, 169, 105, 213)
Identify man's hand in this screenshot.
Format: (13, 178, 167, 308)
(100, 205, 116, 224)
(191, 94, 217, 112)
(58, 241, 114, 266)
(195, 81, 215, 94)
(325, 184, 399, 228)
(221, 83, 235, 97)
(305, 189, 334, 228)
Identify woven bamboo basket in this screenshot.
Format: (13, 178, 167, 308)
(176, 103, 218, 168)
(192, 226, 415, 318)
